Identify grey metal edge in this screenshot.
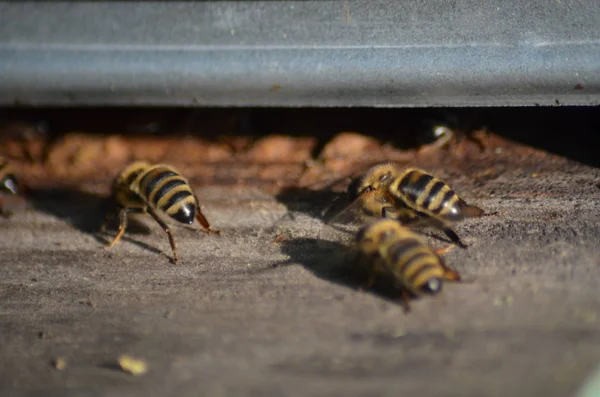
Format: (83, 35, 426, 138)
(0, 1, 599, 107)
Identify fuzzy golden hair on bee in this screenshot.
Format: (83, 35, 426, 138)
(322, 162, 400, 226)
(349, 162, 399, 198)
(105, 161, 219, 263)
(355, 219, 461, 312)
(324, 162, 494, 248)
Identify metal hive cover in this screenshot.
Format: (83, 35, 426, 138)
(0, 1, 599, 107)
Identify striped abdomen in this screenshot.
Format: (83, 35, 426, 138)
(136, 165, 196, 224)
(393, 168, 464, 221)
(0, 158, 18, 194)
(382, 236, 445, 295)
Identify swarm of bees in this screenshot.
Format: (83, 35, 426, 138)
(0, 156, 19, 217)
(322, 162, 495, 311)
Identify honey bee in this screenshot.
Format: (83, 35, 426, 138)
(416, 113, 490, 155)
(324, 162, 491, 248)
(106, 161, 219, 263)
(0, 156, 19, 216)
(417, 123, 455, 149)
(355, 219, 461, 312)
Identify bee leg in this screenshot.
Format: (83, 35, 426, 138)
(381, 206, 399, 219)
(442, 264, 462, 282)
(99, 196, 118, 233)
(400, 289, 412, 313)
(413, 215, 467, 248)
(435, 245, 455, 256)
(196, 209, 220, 235)
(194, 195, 220, 234)
(0, 197, 7, 217)
(483, 210, 499, 217)
(99, 210, 114, 234)
(146, 206, 178, 264)
(442, 227, 467, 249)
(106, 207, 130, 248)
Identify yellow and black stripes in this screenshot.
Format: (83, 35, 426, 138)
(113, 162, 197, 225)
(107, 161, 218, 263)
(356, 219, 461, 310)
(0, 157, 18, 195)
(331, 163, 488, 249)
(112, 161, 150, 209)
(382, 236, 446, 295)
(136, 165, 196, 224)
(394, 168, 463, 221)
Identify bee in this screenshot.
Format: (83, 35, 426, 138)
(106, 161, 219, 263)
(0, 156, 19, 216)
(324, 162, 491, 248)
(416, 113, 490, 155)
(355, 219, 461, 312)
(417, 123, 455, 149)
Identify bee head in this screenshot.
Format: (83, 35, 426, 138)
(365, 163, 398, 189)
(420, 278, 443, 295)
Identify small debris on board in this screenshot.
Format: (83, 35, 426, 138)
(273, 234, 288, 243)
(118, 355, 148, 376)
(38, 330, 53, 340)
(493, 295, 514, 307)
(52, 357, 68, 371)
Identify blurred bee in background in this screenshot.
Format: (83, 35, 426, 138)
(416, 111, 490, 155)
(0, 156, 19, 217)
(417, 122, 455, 150)
(105, 161, 219, 263)
(355, 219, 461, 312)
(323, 162, 493, 248)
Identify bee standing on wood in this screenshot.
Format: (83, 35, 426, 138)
(0, 156, 19, 217)
(355, 219, 461, 312)
(324, 162, 493, 248)
(106, 161, 219, 263)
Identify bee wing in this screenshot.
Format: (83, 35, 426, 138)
(322, 195, 353, 224)
(322, 188, 379, 225)
(318, 222, 360, 243)
(317, 211, 366, 245)
(317, 194, 370, 246)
